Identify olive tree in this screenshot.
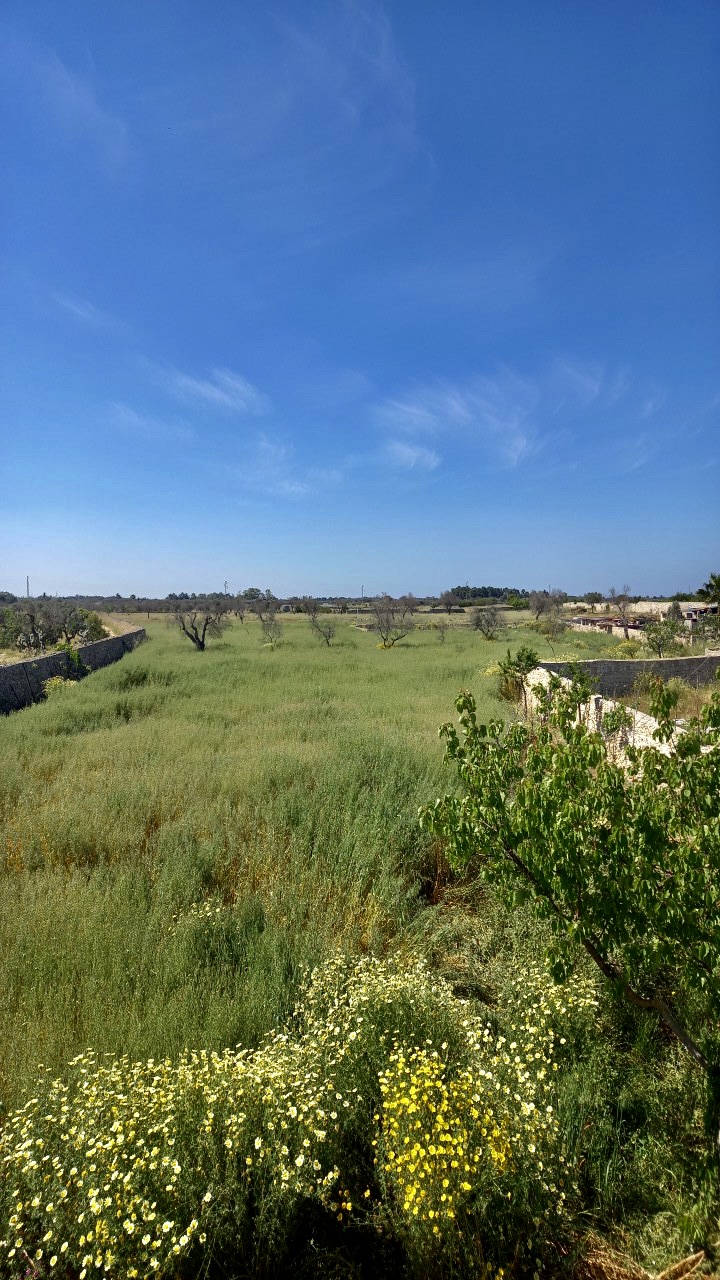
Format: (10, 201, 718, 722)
(305, 598, 335, 647)
(173, 597, 231, 651)
(439, 589, 460, 616)
(11, 601, 65, 652)
(584, 591, 604, 613)
(644, 618, 682, 657)
(528, 588, 566, 621)
(421, 673, 720, 1156)
(370, 594, 416, 648)
(248, 591, 279, 624)
(471, 603, 501, 639)
(608, 584, 634, 640)
(44, 599, 105, 644)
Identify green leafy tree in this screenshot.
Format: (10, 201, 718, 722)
(584, 591, 603, 613)
(496, 646, 539, 714)
(698, 572, 720, 611)
(421, 673, 720, 1157)
(45, 600, 105, 644)
(13, 601, 62, 651)
(644, 617, 682, 657)
(0, 607, 23, 649)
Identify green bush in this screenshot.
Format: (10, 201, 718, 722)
(0, 955, 594, 1278)
(42, 675, 77, 699)
(0, 608, 22, 650)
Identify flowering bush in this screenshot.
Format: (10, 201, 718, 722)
(375, 966, 596, 1273)
(0, 956, 595, 1278)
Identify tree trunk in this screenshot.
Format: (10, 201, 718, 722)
(707, 1065, 720, 1166)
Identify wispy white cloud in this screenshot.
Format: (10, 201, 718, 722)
(550, 359, 603, 408)
(614, 432, 653, 474)
(358, 242, 553, 316)
(374, 370, 539, 467)
(640, 388, 667, 417)
(166, 367, 270, 415)
(109, 403, 195, 444)
(375, 397, 439, 435)
(249, 439, 308, 494)
(1, 33, 129, 170)
(52, 292, 119, 330)
(384, 440, 440, 471)
(230, 435, 342, 499)
(372, 360, 663, 472)
(137, 0, 426, 243)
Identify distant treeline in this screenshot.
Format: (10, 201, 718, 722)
(1, 584, 706, 619)
(449, 586, 530, 601)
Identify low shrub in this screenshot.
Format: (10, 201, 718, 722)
(610, 639, 645, 658)
(0, 955, 595, 1278)
(41, 676, 77, 699)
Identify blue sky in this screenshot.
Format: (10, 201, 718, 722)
(1, 1, 718, 597)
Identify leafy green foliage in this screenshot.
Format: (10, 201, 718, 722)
(0, 607, 23, 649)
(496, 646, 539, 710)
(78, 610, 106, 643)
(584, 591, 604, 611)
(697, 572, 720, 610)
(421, 672, 720, 1151)
(644, 617, 682, 657)
(0, 602, 105, 653)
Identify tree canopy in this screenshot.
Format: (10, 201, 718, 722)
(421, 671, 720, 1155)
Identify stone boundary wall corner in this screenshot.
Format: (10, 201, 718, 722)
(0, 629, 146, 715)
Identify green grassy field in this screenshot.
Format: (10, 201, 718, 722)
(2, 614, 601, 1105)
(0, 615, 715, 1277)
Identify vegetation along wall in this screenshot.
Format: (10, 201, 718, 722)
(0, 628, 146, 714)
(539, 653, 720, 697)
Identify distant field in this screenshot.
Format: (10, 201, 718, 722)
(0, 613, 614, 1108)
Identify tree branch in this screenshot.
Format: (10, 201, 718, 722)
(505, 846, 710, 1074)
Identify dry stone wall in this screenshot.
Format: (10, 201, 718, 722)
(528, 666, 671, 755)
(0, 629, 146, 714)
(537, 654, 720, 698)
